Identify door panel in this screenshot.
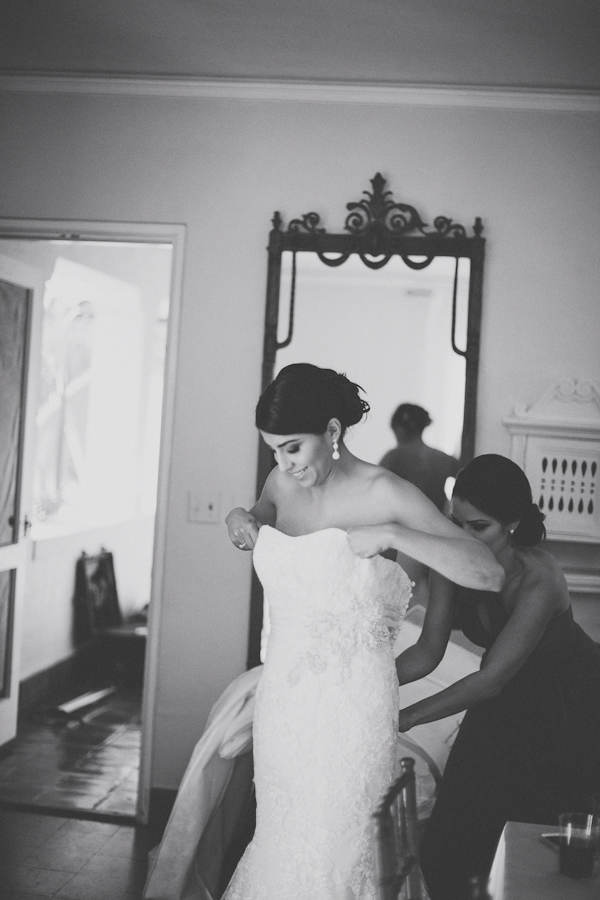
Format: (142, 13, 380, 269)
(0, 279, 29, 548)
(0, 255, 43, 746)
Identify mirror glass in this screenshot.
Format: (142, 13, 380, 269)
(275, 251, 470, 467)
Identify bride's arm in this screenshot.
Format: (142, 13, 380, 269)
(348, 473, 504, 590)
(226, 470, 278, 550)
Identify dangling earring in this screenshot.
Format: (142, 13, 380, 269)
(332, 439, 340, 461)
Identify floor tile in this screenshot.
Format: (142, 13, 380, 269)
(97, 826, 150, 859)
(57, 819, 121, 839)
(0, 864, 75, 895)
(55, 853, 147, 900)
(0, 812, 69, 845)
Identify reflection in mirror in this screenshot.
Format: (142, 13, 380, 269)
(276, 252, 469, 466)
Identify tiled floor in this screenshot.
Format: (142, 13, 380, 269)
(0, 808, 151, 900)
(0, 687, 141, 819)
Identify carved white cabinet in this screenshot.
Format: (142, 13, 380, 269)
(503, 379, 600, 544)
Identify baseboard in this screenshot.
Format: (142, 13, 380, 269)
(18, 642, 104, 712)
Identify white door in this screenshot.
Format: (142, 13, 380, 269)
(0, 254, 43, 747)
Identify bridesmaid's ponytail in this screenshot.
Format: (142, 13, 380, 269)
(513, 503, 546, 547)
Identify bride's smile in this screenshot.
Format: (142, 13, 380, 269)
(259, 429, 339, 488)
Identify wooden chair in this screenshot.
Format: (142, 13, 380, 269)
(372, 757, 424, 900)
(74, 548, 147, 683)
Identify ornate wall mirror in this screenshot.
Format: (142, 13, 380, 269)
(247, 174, 486, 666)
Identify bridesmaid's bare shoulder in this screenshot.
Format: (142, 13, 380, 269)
(512, 546, 570, 608)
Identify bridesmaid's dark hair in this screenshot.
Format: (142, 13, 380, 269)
(453, 454, 546, 547)
(256, 363, 369, 436)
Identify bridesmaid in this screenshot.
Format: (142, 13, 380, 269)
(395, 454, 600, 900)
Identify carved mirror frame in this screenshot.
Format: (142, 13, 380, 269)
(247, 174, 486, 667)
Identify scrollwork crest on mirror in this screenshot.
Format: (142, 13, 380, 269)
(248, 173, 486, 667)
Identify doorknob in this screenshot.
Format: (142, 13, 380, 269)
(24, 516, 32, 536)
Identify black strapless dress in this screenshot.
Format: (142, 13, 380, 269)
(420, 591, 600, 900)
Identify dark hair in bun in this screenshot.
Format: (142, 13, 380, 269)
(255, 363, 369, 436)
(453, 453, 546, 547)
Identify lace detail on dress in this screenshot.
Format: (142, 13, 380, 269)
(222, 527, 411, 900)
(287, 561, 410, 686)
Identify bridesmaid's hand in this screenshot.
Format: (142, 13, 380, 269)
(226, 508, 260, 550)
(398, 708, 417, 733)
(347, 524, 395, 559)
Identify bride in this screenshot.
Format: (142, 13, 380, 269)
(223, 363, 504, 900)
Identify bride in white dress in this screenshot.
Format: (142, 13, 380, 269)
(223, 364, 504, 900)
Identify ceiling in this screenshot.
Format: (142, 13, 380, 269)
(1, 0, 600, 90)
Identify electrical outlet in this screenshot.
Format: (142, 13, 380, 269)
(188, 491, 222, 524)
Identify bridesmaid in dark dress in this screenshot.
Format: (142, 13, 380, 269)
(394, 454, 600, 900)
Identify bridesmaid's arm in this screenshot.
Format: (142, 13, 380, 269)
(395, 572, 455, 685)
(398, 569, 558, 730)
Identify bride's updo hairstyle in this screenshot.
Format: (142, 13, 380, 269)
(453, 454, 546, 547)
(256, 363, 369, 437)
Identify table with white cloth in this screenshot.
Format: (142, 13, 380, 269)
(489, 821, 600, 899)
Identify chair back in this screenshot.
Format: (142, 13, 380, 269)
(75, 548, 123, 637)
(372, 757, 423, 900)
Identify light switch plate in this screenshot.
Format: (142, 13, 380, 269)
(188, 491, 222, 523)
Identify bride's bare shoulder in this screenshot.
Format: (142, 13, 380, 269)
(361, 460, 415, 492)
(354, 459, 420, 501)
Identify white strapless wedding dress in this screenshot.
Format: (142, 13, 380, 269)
(222, 525, 412, 900)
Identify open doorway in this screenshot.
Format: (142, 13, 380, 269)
(0, 226, 183, 823)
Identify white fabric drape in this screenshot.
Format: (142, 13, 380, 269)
(143, 665, 263, 900)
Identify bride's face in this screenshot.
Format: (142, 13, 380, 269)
(260, 431, 333, 487)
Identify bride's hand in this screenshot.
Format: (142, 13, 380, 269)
(347, 525, 395, 559)
(226, 508, 260, 550)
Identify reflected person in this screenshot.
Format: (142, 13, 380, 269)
(379, 404, 459, 512)
(379, 404, 459, 606)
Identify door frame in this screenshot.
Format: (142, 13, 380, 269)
(0, 218, 186, 824)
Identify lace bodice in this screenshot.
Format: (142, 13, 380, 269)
(255, 525, 411, 683)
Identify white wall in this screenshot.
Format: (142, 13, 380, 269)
(0, 88, 598, 786)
